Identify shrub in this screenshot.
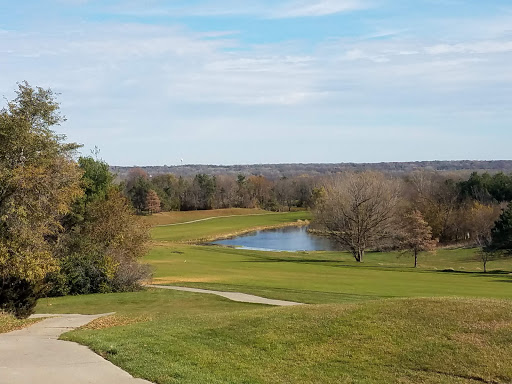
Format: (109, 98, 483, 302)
(0, 276, 43, 319)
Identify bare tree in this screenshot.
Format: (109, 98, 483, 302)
(315, 172, 401, 262)
(468, 202, 502, 247)
(146, 189, 161, 214)
(407, 171, 460, 242)
(399, 210, 438, 268)
(468, 202, 503, 272)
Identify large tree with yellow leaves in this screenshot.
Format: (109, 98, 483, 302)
(0, 82, 83, 317)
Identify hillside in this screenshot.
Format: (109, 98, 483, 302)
(111, 160, 512, 179)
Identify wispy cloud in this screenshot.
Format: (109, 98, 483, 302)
(1, 0, 511, 165)
(425, 40, 512, 55)
(105, 0, 368, 19)
(271, 0, 369, 18)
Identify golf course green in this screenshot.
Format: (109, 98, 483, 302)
(34, 209, 512, 383)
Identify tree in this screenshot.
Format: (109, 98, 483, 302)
(151, 174, 180, 211)
(193, 174, 216, 210)
(399, 210, 438, 268)
(146, 189, 161, 214)
(47, 157, 151, 295)
(0, 82, 83, 317)
(125, 168, 151, 213)
(482, 202, 512, 272)
(488, 202, 512, 250)
(314, 172, 400, 262)
(407, 171, 461, 242)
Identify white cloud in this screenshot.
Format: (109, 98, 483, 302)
(271, 0, 368, 18)
(425, 41, 512, 55)
(106, 0, 368, 19)
(1, 14, 511, 164)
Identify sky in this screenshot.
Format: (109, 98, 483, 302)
(1, 0, 511, 166)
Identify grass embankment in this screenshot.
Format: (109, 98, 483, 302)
(0, 313, 40, 334)
(37, 290, 512, 384)
(151, 210, 310, 243)
(144, 208, 268, 227)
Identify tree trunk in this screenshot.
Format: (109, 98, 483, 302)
(483, 259, 487, 273)
(414, 251, 418, 268)
(357, 249, 364, 263)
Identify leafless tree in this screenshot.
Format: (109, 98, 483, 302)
(407, 171, 461, 242)
(315, 172, 401, 262)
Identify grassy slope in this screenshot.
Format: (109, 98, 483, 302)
(33, 209, 512, 383)
(151, 211, 311, 242)
(144, 208, 268, 227)
(37, 290, 512, 384)
(0, 314, 39, 334)
(145, 245, 512, 303)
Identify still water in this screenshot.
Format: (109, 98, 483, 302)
(212, 226, 342, 252)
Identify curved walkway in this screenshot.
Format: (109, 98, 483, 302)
(0, 313, 152, 384)
(146, 284, 303, 306)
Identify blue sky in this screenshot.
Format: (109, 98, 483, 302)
(1, 0, 511, 165)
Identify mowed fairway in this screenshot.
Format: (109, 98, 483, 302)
(151, 210, 310, 242)
(36, 209, 512, 383)
(146, 244, 512, 304)
(146, 209, 512, 303)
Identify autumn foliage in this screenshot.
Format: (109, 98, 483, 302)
(0, 83, 150, 317)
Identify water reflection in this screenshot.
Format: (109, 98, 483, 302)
(212, 226, 342, 252)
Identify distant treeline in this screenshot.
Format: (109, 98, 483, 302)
(112, 160, 512, 180)
(123, 167, 512, 245)
(123, 169, 319, 213)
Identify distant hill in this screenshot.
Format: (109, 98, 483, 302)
(111, 161, 512, 180)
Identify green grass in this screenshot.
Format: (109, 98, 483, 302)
(151, 211, 311, 242)
(37, 291, 512, 383)
(0, 313, 40, 334)
(145, 244, 512, 304)
(33, 209, 512, 383)
(144, 208, 270, 226)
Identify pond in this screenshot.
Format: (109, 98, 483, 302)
(211, 225, 342, 252)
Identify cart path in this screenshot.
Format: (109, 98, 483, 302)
(154, 212, 283, 227)
(0, 313, 153, 384)
(146, 284, 303, 306)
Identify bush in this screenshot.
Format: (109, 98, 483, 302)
(46, 187, 151, 297)
(0, 276, 43, 319)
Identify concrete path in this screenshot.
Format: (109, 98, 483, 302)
(147, 284, 303, 306)
(0, 313, 153, 384)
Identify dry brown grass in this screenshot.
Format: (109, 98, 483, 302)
(0, 313, 40, 334)
(81, 314, 153, 330)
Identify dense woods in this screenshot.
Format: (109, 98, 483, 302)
(123, 169, 319, 213)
